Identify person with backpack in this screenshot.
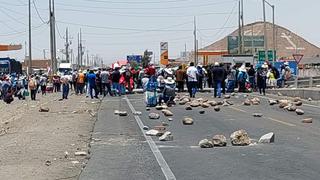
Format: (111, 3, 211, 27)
(257, 63, 268, 95)
(28, 75, 37, 101)
(237, 65, 248, 93)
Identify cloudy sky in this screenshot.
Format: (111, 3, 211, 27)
(0, 0, 319, 65)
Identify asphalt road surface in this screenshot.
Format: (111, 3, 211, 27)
(80, 92, 320, 180)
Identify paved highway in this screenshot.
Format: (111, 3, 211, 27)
(80, 92, 320, 180)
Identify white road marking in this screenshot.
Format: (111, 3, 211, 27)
(267, 117, 296, 127)
(125, 96, 176, 180)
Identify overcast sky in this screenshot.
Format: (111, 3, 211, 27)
(0, 0, 319, 64)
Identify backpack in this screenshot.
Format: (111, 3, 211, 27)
(146, 76, 158, 91)
(28, 79, 36, 89)
(238, 72, 247, 83)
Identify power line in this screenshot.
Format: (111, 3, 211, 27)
(55, 0, 237, 10)
(33, 0, 48, 24)
(82, 0, 190, 4)
(0, 7, 27, 26)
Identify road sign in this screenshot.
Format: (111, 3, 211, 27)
(258, 50, 276, 62)
(127, 55, 142, 63)
(160, 42, 169, 65)
(293, 54, 304, 64)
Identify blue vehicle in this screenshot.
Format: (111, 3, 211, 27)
(0, 58, 22, 75)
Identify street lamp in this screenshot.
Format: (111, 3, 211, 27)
(262, 0, 276, 64)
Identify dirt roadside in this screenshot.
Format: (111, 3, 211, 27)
(0, 92, 100, 180)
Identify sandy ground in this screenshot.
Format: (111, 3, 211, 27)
(0, 91, 100, 180)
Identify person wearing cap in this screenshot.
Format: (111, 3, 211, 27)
(211, 62, 225, 98)
(257, 63, 268, 95)
(237, 65, 248, 93)
(111, 67, 121, 96)
(158, 77, 176, 105)
(186, 62, 198, 98)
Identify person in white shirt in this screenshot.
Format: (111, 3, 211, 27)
(186, 62, 198, 98)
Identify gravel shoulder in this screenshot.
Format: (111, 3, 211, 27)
(0, 93, 100, 180)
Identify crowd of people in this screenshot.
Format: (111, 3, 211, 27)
(0, 61, 293, 105)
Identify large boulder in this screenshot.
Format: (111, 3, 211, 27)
(213, 106, 221, 112)
(243, 99, 251, 106)
(190, 101, 200, 107)
(155, 105, 164, 110)
(302, 118, 313, 123)
(293, 97, 301, 102)
(258, 132, 275, 143)
(179, 101, 187, 105)
(182, 117, 194, 125)
(296, 109, 304, 115)
(146, 129, 161, 136)
(185, 106, 193, 110)
(208, 101, 218, 106)
(201, 103, 210, 108)
(224, 95, 231, 99)
(149, 113, 160, 119)
(250, 97, 260, 105)
(294, 101, 303, 106)
(159, 131, 173, 141)
(286, 105, 297, 112)
(230, 129, 251, 146)
(162, 109, 173, 116)
(269, 99, 278, 105)
(198, 139, 214, 148)
(119, 111, 128, 116)
(212, 135, 227, 147)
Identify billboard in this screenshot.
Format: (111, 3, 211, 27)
(127, 55, 142, 63)
(228, 36, 265, 55)
(160, 42, 169, 65)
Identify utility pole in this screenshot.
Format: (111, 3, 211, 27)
(80, 29, 83, 66)
(238, 0, 242, 55)
(28, 0, 32, 75)
(65, 28, 70, 63)
(193, 16, 197, 64)
(262, 0, 268, 61)
(49, 0, 57, 74)
(77, 32, 80, 66)
(272, 5, 276, 64)
(241, 0, 244, 54)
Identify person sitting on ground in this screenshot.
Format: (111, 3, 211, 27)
(158, 77, 176, 106)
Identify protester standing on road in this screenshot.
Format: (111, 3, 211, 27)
(112, 67, 121, 96)
(101, 68, 112, 97)
(211, 62, 225, 98)
(197, 64, 204, 91)
(186, 62, 198, 98)
(237, 65, 248, 93)
(76, 70, 85, 95)
(39, 75, 47, 96)
(257, 63, 268, 95)
(28, 75, 37, 101)
(53, 75, 61, 92)
(175, 65, 186, 92)
(226, 65, 237, 93)
(87, 70, 99, 99)
(61, 73, 70, 100)
(248, 65, 256, 89)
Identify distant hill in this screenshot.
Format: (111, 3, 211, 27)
(202, 21, 320, 59)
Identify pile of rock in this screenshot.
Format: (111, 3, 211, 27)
(199, 130, 275, 148)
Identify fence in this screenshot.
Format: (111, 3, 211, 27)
(287, 76, 320, 88)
